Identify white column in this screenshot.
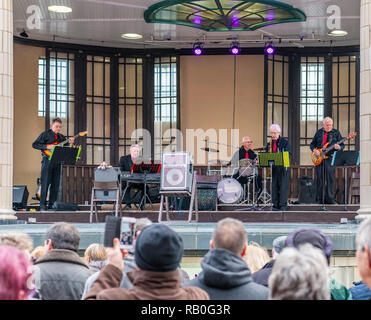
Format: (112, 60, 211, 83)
(0, 0, 15, 219)
(358, 0, 371, 218)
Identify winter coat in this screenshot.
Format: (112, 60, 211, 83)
(33, 249, 94, 300)
(85, 264, 209, 300)
(252, 260, 275, 287)
(184, 248, 269, 300)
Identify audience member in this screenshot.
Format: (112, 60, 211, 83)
(355, 218, 371, 293)
(30, 246, 45, 264)
(33, 222, 94, 300)
(82, 218, 189, 299)
(269, 244, 330, 300)
(0, 245, 33, 300)
(0, 232, 33, 257)
(349, 280, 371, 300)
(85, 223, 208, 300)
(84, 244, 107, 272)
(252, 236, 287, 287)
(284, 228, 352, 300)
(184, 218, 269, 300)
(244, 241, 271, 273)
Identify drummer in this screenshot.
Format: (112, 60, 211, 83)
(231, 136, 262, 193)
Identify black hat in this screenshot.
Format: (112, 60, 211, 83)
(134, 224, 183, 272)
(285, 229, 333, 264)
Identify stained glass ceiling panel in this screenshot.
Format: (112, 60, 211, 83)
(144, 0, 306, 31)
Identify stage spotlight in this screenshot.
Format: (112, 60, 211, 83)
(230, 41, 240, 55)
(193, 42, 203, 56)
(265, 43, 275, 55)
(20, 29, 29, 38)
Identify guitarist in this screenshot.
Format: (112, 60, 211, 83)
(310, 117, 344, 204)
(32, 118, 75, 211)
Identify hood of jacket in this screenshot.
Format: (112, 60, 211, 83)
(198, 248, 253, 289)
(35, 249, 89, 269)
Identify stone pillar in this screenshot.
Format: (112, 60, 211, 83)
(358, 0, 371, 219)
(0, 0, 15, 219)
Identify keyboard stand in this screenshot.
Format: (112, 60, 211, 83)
(138, 171, 155, 211)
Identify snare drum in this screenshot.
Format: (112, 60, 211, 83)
(217, 178, 243, 204)
(239, 159, 255, 177)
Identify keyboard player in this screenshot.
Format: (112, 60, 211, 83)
(119, 144, 143, 207)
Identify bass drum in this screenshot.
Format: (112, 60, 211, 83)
(217, 178, 243, 204)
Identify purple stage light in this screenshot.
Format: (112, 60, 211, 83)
(193, 44, 203, 55)
(265, 45, 275, 55)
(194, 16, 202, 25)
(231, 46, 240, 55)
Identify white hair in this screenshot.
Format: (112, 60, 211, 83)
(130, 144, 141, 150)
(323, 117, 333, 125)
(269, 124, 281, 133)
(242, 136, 251, 142)
(356, 218, 371, 253)
(269, 244, 330, 300)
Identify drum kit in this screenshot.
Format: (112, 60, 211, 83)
(201, 141, 271, 207)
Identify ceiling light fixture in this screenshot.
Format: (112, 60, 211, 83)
(230, 41, 241, 55)
(327, 29, 348, 37)
(193, 42, 204, 56)
(48, 5, 72, 13)
(265, 42, 276, 55)
(20, 29, 29, 38)
(121, 33, 143, 40)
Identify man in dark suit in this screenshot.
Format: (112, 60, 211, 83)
(119, 144, 141, 172)
(32, 118, 74, 211)
(119, 144, 142, 206)
(310, 117, 344, 204)
(265, 124, 291, 211)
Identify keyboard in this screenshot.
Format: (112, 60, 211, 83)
(121, 172, 160, 184)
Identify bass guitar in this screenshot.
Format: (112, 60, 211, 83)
(312, 132, 357, 166)
(43, 131, 88, 158)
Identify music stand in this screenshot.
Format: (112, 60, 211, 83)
(49, 146, 81, 203)
(258, 152, 290, 211)
(332, 150, 360, 210)
(49, 146, 80, 165)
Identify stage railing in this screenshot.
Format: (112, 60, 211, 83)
(61, 164, 360, 205)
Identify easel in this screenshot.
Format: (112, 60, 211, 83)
(158, 171, 199, 223)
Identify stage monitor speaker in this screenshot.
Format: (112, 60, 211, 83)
(94, 167, 120, 201)
(298, 176, 316, 204)
(13, 186, 29, 210)
(160, 152, 193, 193)
(52, 201, 78, 211)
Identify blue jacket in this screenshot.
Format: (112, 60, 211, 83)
(349, 281, 371, 300)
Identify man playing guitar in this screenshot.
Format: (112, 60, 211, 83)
(310, 117, 344, 204)
(32, 118, 75, 211)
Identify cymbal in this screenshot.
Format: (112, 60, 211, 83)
(201, 147, 219, 153)
(208, 160, 230, 166)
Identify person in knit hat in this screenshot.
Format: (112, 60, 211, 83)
(284, 228, 352, 300)
(85, 223, 209, 300)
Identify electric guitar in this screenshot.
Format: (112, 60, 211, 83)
(311, 132, 357, 166)
(43, 131, 88, 157)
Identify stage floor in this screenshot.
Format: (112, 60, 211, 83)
(14, 204, 360, 225)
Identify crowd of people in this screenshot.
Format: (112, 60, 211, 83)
(0, 217, 370, 300)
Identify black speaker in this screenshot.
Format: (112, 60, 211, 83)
(13, 186, 29, 210)
(298, 176, 316, 204)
